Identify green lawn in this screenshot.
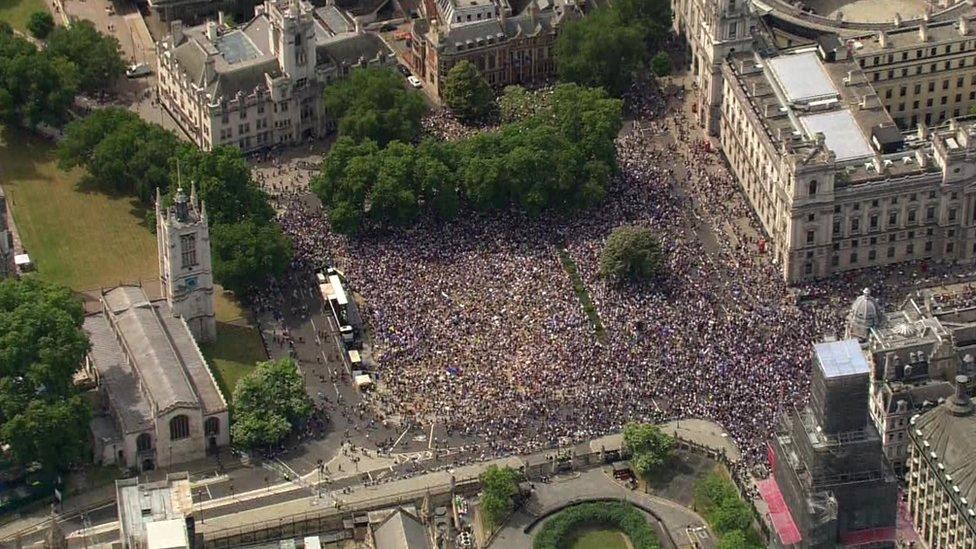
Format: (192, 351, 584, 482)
(570, 528, 629, 549)
(0, 0, 47, 33)
(1, 125, 267, 393)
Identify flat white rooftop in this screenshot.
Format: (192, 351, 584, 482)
(800, 109, 876, 162)
(814, 339, 870, 378)
(767, 51, 838, 103)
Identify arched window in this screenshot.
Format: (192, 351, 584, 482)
(137, 433, 152, 452)
(205, 417, 220, 437)
(808, 180, 818, 196)
(170, 415, 190, 441)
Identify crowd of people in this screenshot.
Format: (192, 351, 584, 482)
(266, 78, 976, 468)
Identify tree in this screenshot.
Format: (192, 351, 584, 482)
(554, 9, 646, 96)
(442, 60, 493, 122)
(651, 51, 671, 78)
(0, 35, 79, 126)
(479, 465, 519, 529)
(323, 66, 428, 146)
(600, 226, 664, 282)
(622, 422, 675, 477)
(46, 20, 124, 94)
(169, 145, 274, 226)
(26, 11, 55, 39)
(613, 0, 673, 48)
(0, 278, 91, 472)
(711, 501, 753, 534)
(58, 108, 141, 169)
(231, 358, 312, 449)
(212, 221, 293, 298)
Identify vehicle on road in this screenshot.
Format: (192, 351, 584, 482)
(126, 62, 152, 78)
(407, 75, 422, 89)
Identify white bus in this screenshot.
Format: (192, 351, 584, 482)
(318, 270, 355, 343)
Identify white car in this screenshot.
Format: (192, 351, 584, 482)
(407, 75, 423, 89)
(126, 62, 152, 78)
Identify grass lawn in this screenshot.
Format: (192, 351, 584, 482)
(0, 0, 47, 33)
(570, 528, 629, 549)
(1, 125, 267, 393)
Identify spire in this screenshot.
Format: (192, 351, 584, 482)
(174, 187, 189, 222)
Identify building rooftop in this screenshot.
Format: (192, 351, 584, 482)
(913, 379, 976, 509)
(815, 339, 871, 378)
(766, 51, 837, 103)
(373, 508, 430, 549)
(117, 474, 193, 549)
(851, 17, 975, 55)
(800, 110, 876, 161)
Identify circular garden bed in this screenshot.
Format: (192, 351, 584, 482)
(532, 501, 660, 549)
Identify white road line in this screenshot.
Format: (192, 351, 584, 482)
(428, 422, 435, 450)
(392, 426, 411, 448)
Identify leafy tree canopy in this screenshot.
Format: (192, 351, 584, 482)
(442, 60, 494, 122)
(168, 145, 274, 226)
(231, 358, 312, 449)
(600, 225, 665, 282)
(27, 11, 55, 39)
(46, 20, 125, 94)
(651, 51, 672, 78)
(614, 0, 673, 48)
(0, 33, 79, 127)
(0, 278, 91, 471)
(211, 221, 293, 297)
(554, 9, 646, 96)
(479, 465, 520, 529)
(323, 66, 428, 146)
(622, 422, 675, 477)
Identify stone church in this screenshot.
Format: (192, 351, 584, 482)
(83, 186, 228, 471)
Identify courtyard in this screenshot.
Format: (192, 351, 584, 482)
(0, 125, 266, 395)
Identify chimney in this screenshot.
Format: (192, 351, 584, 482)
(878, 30, 889, 48)
(893, 12, 902, 27)
(171, 20, 184, 44)
(206, 20, 218, 41)
(204, 54, 216, 82)
(919, 21, 929, 42)
(950, 375, 973, 415)
(961, 17, 970, 36)
(917, 121, 928, 140)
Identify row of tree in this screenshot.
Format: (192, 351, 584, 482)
(58, 109, 292, 298)
(693, 473, 765, 549)
(313, 82, 622, 234)
(0, 20, 125, 127)
(0, 278, 92, 473)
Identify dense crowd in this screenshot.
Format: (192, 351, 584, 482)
(268, 80, 976, 467)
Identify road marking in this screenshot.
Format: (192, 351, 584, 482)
(392, 426, 411, 448)
(428, 422, 435, 450)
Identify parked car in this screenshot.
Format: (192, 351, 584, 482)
(126, 62, 152, 78)
(407, 75, 423, 89)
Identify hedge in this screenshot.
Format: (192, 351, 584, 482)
(533, 501, 660, 549)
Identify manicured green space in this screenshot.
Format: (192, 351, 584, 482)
(0, 0, 47, 33)
(557, 248, 608, 344)
(1, 125, 267, 393)
(534, 502, 659, 549)
(571, 528, 629, 549)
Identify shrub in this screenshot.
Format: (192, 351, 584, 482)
(533, 501, 660, 549)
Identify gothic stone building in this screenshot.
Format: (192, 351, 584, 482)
(84, 187, 228, 471)
(156, 0, 393, 152)
(407, 0, 580, 96)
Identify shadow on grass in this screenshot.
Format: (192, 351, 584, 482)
(201, 321, 269, 401)
(0, 126, 57, 182)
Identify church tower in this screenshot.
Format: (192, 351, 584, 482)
(156, 185, 217, 344)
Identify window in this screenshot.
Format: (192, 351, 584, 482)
(205, 417, 220, 437)
(851, 218, 860, 232)
(906, 243, 914, 255)
(869, 249, 876, 260)
(889, 212, 898, 226)
(927, 206, 936, 221)
(908, 210, 917, 223)
(804, 262, 813, 275)
(850, 252, 858, 264)
(170, 415, 190, 440)
(887, 246, 895, 258)
(808, 180, 818, 196)
(947, 242, 955, 253)
(137, 433, 152, 452)
(180, 234, 197, 268)
(949, 208, 957, 222)
(870, 215, 879, 229)
(807, 230, 816, 244)
(807, 213, 816, 222)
